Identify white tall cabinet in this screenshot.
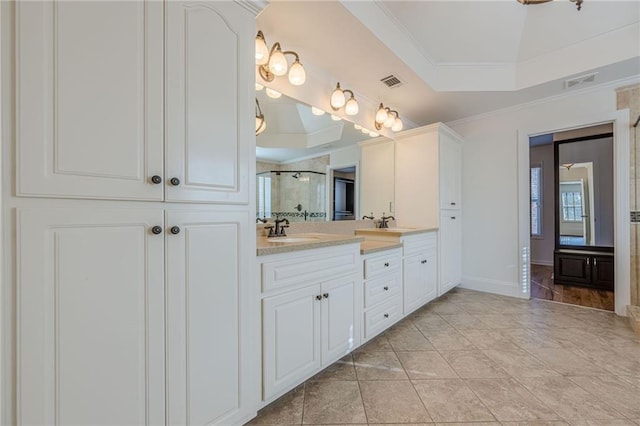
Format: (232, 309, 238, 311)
(360, 138, 395, 218)
(395, 123, 463, 296)
(7, 1, 262, 425)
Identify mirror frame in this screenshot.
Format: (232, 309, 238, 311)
(553, 132, 614, 252)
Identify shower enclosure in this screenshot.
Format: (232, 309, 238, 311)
(257, 170, 327, 222)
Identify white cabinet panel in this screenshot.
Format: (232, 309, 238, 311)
(440, 133, 462, 210)
(263, 285, 321, 399)
(403, 251, 437, 315)
(360, 141, 395, 217)
(439, 211, 462, 295)
(321, 276, 358, 364)
(17, 208, 165, 425)
(166, 210, 249, 425)
(16, 1, 164, 200)
(165, 1, 253, 203)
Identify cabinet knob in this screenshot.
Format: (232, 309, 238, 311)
(151, 226, 163, 235)
(421, 259, 427, 264)
(323, 293, 329, 299)
(383, 286, 389, 291)
(384, 262, 390, 267)
(170, 177, 181, 186)
(170, 226, 181, 235)
(586, 258, 590, 265)
(594, 258, 597, 266)
(316, 295, 322, 301)
(384, 313, 389, 318)
(451, 216, 456, 220)
(151, 175, 162, 184)
(450, 202, 456, 206)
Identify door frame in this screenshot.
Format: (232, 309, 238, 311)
(517, 109, 631, 315)
(325, 162, 360, 221)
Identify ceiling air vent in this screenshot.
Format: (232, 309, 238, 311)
(380, 74, 403, 89)
(565, 72, 598, 89)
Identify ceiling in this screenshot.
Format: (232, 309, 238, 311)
(256, 0, 640, 162)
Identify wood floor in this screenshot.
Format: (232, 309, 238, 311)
(531, 264, 615, 311)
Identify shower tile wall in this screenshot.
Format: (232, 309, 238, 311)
(617, 83, 640, 306)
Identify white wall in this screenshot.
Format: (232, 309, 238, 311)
(530, 144, 554, 265)
(448, 82, 626, 298)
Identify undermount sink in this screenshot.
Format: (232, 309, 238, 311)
(266, 236, 321, 243)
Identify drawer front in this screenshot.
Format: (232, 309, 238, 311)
(364, 250, 402, 279)
(402, 232, 437, 257)
(364, 271, 401, 309)
(262, 245, 360, 292)
(363, 295, 402, 341)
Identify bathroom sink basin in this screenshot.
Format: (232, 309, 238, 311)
(267, 236, 321, 243)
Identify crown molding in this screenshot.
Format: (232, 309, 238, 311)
(234, 0, 268, 16)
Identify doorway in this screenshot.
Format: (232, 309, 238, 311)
(330, 166, 356, 221)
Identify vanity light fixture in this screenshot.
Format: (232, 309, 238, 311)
(330, 82, 359, 116)
(562, 163, 575, 170)
(265, 88, 282, 99)
(255, 31, 306, 86)
(517, 0, 583, 11)
(255, 98, 266, 136)
(374, 103, 403, 132)
(311, 106, 326, 116)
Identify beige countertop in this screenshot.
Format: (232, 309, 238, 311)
(257, 233, 364, 256)
(354, 227, 438, 237)
(360, 240, 403, 255)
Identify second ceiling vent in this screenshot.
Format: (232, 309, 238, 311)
(380, 74, 403, 89)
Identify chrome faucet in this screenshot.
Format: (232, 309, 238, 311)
(379, 213, 395, 229)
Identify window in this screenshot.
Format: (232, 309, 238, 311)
(257, 175, 272, 219)
(561, 191, 583, 222)
(530, 165, 542, 237)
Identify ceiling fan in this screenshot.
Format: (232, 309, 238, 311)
(517, 0, 583, 11)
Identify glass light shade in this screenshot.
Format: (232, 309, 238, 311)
(255, 83, 264, 91)
(311, 107, 325, 116)
(354, 124, 362, 130)
(361, 128, 370, 134)
(255, 34, 269, 65)
(383, 114, 395, 128)
(345, 97, 359, 116)
(255, 116, 266, 135)
(330, 86, 346, 109)
(331, 114, 341, 121)
(265, 88, 281, 99)
(375, 104, 389, 124)
(370, 131, 379, 137)
(288, 60, 306, 86)
(392, 117, 403, 132)
(268, 48, 288, 76)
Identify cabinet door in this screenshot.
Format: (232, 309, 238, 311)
(17, 208, 165, 425)
(404, 251, 437, 314)
(166, 209, 251, 425)
(321, 275, 359, 365)
(360, 141, 395, 217)
(554, 252, 592, 286)
(439, 212, 462, 295)
(592, 255, 614, 290)
(263, 285, 321, 400)
(439, 133, 462, 210)
(165, 1, 253, 203)
(16, 2, 164, 200)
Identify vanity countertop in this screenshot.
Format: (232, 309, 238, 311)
(360, 240, 403, 255)
(257, 233, 364, 256)
(354, 227, 438, 237)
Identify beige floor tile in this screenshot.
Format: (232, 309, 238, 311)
(310, 354, 356, 381)
(359, 380, 431, 424)
(440, 313, 492, 330)
(396, 351, 459, 379)
(459, 329, 521, 350)
(569, 419, 639, 425)
(499, 422, 569, 425)
(572, 345, 640, 377)
(411, 313, 453, 331)
(439, 351, 509, 379)
(425, 301, 467, 315)
(421, 328, 476, 350)
(413, 379, 495, 423)
(353, 351, 408, 380)
(465, 378, 561, 422)
(386, 328, 436, 351)
(454, 301, 501, 314)
(482, 349, 560, 377)
(248, 385, 304, 425)
(302, 381, 366, 425)
(517, 376, 624, 421)
(568, 375, 640, 418)
(524, 348, 609, 376)
(500, 328, 565, 350)
(473, 314, 528, 329)
(434, 423, 499, 426)
(356, 334, 392, 353)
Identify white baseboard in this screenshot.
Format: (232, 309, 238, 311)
(531, 260, 553, 266)
(460, 276, 527, 299)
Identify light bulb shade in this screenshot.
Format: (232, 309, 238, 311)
(345, 97, 359, 116)
(255, 83, 264, 91)
(392, 117, 403, 132)
(256, 116, 266, 135)
(370, 131, 379, 137)
(268, 48, 288, 76)
(288, 60, 306, 86)
(330, 84, 346, 109)
(354, 124, 362, 130)
(265, 88, 281, 99)
(255, 32, 269, 65)
(331, 114, 341, 121)
(383, 114, 395, 128)
(361, 128, 370, 134)
(311, 106, 325, 116)
(375, 104, 388, 124)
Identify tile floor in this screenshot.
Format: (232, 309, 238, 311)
(247, 288, 640, 426)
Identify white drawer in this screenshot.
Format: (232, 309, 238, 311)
(402, 232, 437, 257)
(363, 271, 401, 309)
(363, 295, 402, 341)
(261, 245, 359, 292)
(363, 249, 401, 279)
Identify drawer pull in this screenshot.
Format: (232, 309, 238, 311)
(384, 262, 390, 267)
(450, 202, 456, 206)
(383, 313, 389, 318)
(315, 295, 322, 301)
(323, 293, 329, 299)
(383, 286, 389, 291)
(451, 216, 456, 220)
(421, 259, 427, 264)
(151, 175, 162, 184)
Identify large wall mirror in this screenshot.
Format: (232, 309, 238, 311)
(255, 90, 392, 222)
(554, 132, 614, 251)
